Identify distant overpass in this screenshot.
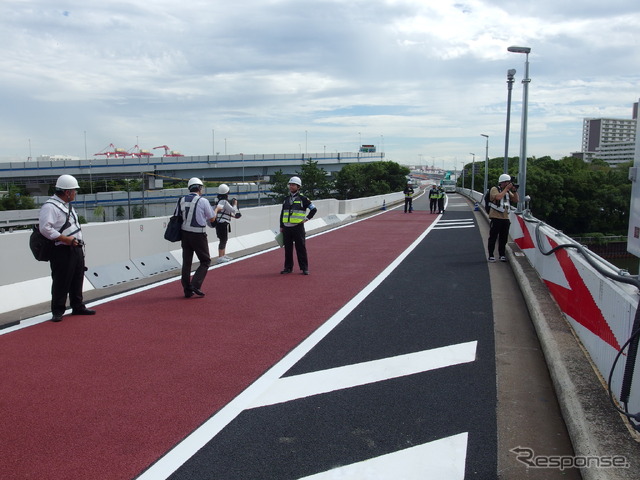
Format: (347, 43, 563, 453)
(0, 151, 385, 194)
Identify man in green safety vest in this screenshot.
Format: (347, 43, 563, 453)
(279, 176, 318, 275)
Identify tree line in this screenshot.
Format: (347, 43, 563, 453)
(269, 159, 410, 203)
(463, 156, 632, 236)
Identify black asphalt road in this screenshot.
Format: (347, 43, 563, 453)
(168, 194, 497, 480)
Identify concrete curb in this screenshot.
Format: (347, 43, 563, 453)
(507, 242, 640, 479)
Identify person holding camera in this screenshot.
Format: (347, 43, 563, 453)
(213, 183, 239, 264)
(487, 173, 519, 262)
(38, 174, 95, 322)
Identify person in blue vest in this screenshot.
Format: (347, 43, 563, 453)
(179, 177, 217, 297)
(403, 181, 414, 213)
(280, 176, 317, 275)
(38, 174, 95, 322)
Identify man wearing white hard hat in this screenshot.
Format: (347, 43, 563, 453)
(487, 173, 519, 262)
(179, 177, 217, 297)
(279, 176, 317, 275)
(212, 183, 238, 263)
(38, 174, 95, 322)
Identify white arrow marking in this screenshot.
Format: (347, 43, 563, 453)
(298, 432, 468, 480)
(249, 341, 477, 408)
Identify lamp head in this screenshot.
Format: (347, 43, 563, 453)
(507, 68, 516, 77)
(508, 46, 531, 54)
(481, 134, 488, 139)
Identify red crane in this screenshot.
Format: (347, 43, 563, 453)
(153, 145, 184, 157)
(94, 143, 131, 158)
(128, 145, 153, 158)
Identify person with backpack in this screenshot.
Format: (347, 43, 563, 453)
(179, 177, 218, 297)
(213, 183, 239, 264)
(38, 174, 95, 322)
(487, 173, 519, 262)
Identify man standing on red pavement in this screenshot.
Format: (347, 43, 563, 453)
(180, 177, 218, 297)
(38, 174, 95, 322)
(280, 176, 317, 275)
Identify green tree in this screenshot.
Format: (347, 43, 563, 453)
(0, 185, 36, 211)
(334, 161, 410, 199)
(268, 160, 335, 203)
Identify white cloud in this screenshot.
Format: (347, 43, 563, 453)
(0, 0, 639, 170)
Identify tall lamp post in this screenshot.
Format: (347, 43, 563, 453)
(469, 153, 476, 193)
(481, 134, 489, 195)
(508, 46, 531, 213)
(504, 69, 516, 174)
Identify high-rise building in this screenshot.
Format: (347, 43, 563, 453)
(579, 102, 638, 166)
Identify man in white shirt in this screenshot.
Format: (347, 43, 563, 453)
(39, 174, 95, 322)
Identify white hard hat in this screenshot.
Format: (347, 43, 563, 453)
(288, 176, 302, 186)
(55, 174, 80, 190)
(498, 173, 511, 183)
(188, 177, 204, 189)
(218, 184, 230, 194)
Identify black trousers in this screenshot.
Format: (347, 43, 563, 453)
(488, 218, 511, 257)
(181, 231, 211, 291)
(404, 197, 413, 212)
(49, 245, 86, 317)
(429, 198, 437, 212)
(283, 223, 308, 271)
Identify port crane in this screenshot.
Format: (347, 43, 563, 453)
(94, 143, 130, 158)
(153, 145, 184, 157)
(128, 145, 153, 158)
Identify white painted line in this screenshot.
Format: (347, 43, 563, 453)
(136, 213, 442, 480)
(250, 341, 477, 408)
(298, 433, 468, 480)
(432, 225, 475, 230)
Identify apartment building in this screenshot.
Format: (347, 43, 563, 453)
(580, 102, 638, 166)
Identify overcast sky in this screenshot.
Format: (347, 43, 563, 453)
(1, 0, 639, 172)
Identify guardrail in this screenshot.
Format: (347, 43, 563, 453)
(459, 186, 640, 429)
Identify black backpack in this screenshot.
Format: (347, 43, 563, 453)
(30, 201, 71, 261)
(484, 188, 492, 214)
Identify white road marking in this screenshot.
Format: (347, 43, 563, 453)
(298, 433, 468, 480)
(250, 341, 477, 408)
(136, 213, 443, 480)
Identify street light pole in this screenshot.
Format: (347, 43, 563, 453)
(508, 46, 531, 213)
(469, 153, 476, 193)
(504, 69, 516, 175)
(481, 134, 489, 195)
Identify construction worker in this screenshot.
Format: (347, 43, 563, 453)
(38, 174, 95, 322)
(179, 177, 217, 297)
(437, 185, 446, 214)
(428, 184, 439, 214)
(280, 176, 317, 275)
(213, 184, 238, 264)
(403, 181, 414, 213)
(487, 173, 519, 262)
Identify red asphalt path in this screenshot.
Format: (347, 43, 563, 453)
(1, 209, 436, 480)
